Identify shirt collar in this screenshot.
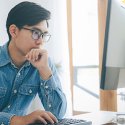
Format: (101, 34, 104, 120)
(0, 42, 11, 67)
(0, 42, 30, 67)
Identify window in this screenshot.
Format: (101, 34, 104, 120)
(71, 0, 99, 113)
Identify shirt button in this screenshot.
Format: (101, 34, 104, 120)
(18, 72, 21, 76)
(7, 105, 11, 108)
(45, 86, 48, 89)
(14, 89, 17, 94)
(29, 89, 32, 94)
(41, 83, 43, 86)
(48, 104, 51, 108)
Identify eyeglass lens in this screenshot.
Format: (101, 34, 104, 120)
(32, 30, 50, 42)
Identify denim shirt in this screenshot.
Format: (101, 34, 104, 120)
(0, 42, 67, 125)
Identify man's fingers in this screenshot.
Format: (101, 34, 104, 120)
(47, 111, 58, 123)
(32, 49, 37, 61)
(38, 116, 47, 124)
(25, 49, 48, 61)
(27, 110, 58, 124)
(41, 113, 55, 124)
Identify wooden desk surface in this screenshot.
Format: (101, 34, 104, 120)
(72, 111, 117, 125)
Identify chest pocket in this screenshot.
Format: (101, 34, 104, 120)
(0, 87, 7, 109)
(18, 84, 38, 96)
(16, 85, 38, 112)
(14, 84, 38, 112)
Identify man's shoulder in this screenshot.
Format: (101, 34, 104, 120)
(0, 46, 6, 67)
(0, 45, 4, 57)
(0, 43, 10, 67)
(0, 45, 2, 48)
(0, 44, 6, 56)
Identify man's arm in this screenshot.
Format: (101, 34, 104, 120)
(25, 49, 67, 119)
(38, 58, 67, 119)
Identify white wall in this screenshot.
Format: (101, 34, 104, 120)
(0, 0, 72, 116)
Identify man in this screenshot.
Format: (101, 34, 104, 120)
(0, 1, 67, 125)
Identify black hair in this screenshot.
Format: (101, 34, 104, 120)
(6, 1, 51, 40)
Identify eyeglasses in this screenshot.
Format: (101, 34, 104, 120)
(22, 27, 51, 42)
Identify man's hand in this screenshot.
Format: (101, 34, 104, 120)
(25, 49, 52, 80)
(25, 49, 49, 69)
(11, 110, 58, 125)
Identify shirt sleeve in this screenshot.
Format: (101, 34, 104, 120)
(38, 58, 67, 119)
(0, 112, 15, 125)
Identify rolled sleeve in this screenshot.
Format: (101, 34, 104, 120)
(0, 112, 15, 125)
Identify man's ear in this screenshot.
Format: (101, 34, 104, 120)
(9, 24, 19, 38)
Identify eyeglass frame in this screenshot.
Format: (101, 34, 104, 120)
(22, 27, 51, 42)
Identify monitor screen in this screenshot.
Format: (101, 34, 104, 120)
(100, 0, 125, 90)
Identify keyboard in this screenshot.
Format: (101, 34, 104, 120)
(29, 118, 92, 125)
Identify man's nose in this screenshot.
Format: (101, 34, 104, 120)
(35, 38, 44, 45)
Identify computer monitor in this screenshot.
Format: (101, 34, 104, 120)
(100, 0, 125, 90)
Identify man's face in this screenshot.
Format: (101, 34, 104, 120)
(13, 20, 49, 56)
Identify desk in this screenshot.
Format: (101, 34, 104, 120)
(73, 111, 116, 125)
